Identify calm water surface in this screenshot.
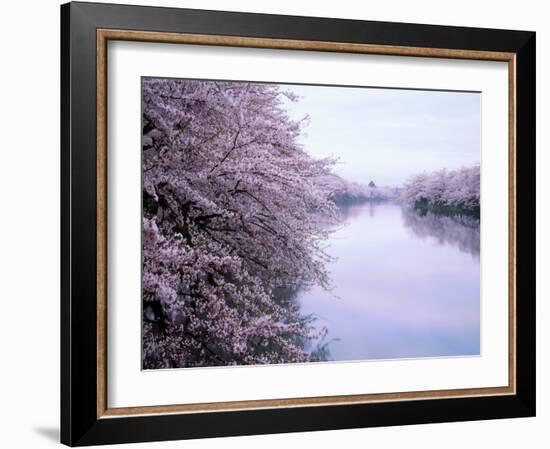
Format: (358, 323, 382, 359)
(299, 203, 480, 361)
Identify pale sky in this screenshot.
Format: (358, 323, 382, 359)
(283, 84, 480, 187)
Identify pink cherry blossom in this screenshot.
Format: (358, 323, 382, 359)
(142, 78, 339, 368)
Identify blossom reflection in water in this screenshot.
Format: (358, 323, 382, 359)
(299, 203, 480, 362)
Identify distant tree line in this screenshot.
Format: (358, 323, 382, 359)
(320, 173, 398, 205)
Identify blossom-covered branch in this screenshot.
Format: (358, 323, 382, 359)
(142, 78, 340, 368)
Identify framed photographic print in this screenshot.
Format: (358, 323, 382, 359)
(60, 2, 536, 446)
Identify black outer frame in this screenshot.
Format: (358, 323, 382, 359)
(61, 1, 536, 446)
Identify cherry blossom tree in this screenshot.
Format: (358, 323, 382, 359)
(142, 78, 339, 368)
(402, 165, 480, 214)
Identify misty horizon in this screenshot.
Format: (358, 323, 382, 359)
(283, 84, 480, 187)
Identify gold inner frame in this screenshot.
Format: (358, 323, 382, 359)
(96, 29, 517, 419)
